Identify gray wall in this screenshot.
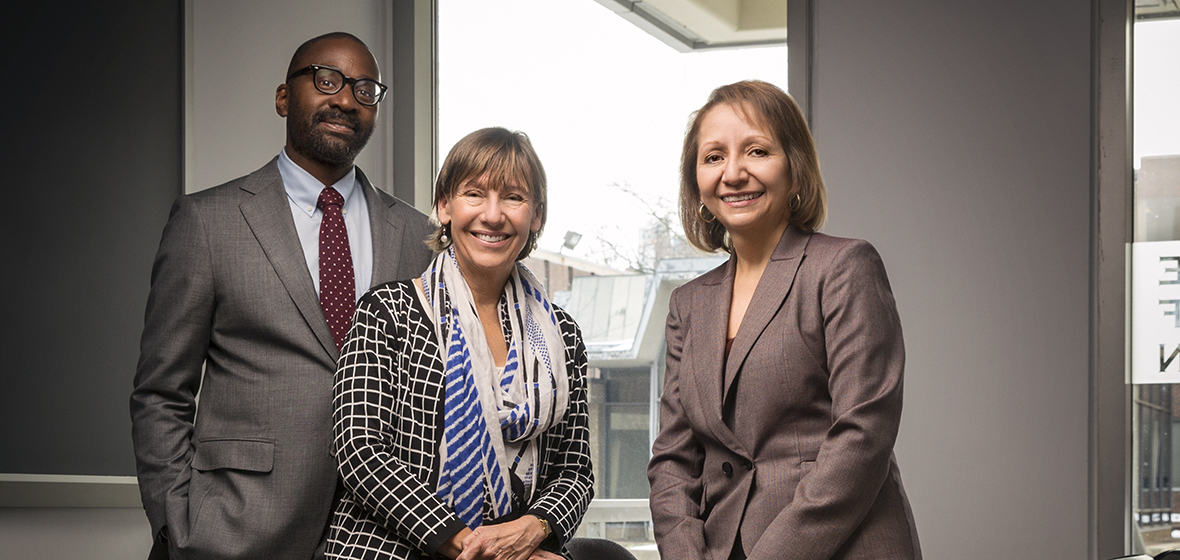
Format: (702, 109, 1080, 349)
(0, 0, 180, 478)
(808, 0, 1093, 558)
(1, 0, 180, 556)
(0, 509, 151, 560)
(187, 0, 393, 194)
(0, 1, 405, 559)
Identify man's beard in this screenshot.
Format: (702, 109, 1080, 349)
(287, 97, 374, 167)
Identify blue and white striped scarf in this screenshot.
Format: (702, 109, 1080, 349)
(420, 248, 569, 528)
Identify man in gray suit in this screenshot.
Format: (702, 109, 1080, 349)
(130, 32, 434, 559)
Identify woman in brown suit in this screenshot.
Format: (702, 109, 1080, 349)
(647, 81, 921, 560)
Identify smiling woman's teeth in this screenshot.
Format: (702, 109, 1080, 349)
(722, 192, 761, 202)
(475, 233, 509, 242)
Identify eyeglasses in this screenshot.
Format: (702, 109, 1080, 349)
(286, 65, 388, 106)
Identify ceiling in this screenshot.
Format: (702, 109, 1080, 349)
(1136, 0, 1180, 20)
(597, 0, 1178, 49)
(594, 0, 788, 51)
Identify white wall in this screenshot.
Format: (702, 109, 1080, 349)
(808, 0, 1093, 557)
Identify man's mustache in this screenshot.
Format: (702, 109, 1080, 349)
(314, 109, 361, 131)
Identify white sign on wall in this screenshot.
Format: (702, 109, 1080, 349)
(1132, 240, 1180, 384)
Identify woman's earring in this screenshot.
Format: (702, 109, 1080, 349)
(698, 202, 716, 223)
(440, 223, 451, 244)
(790, 193, 801, 211)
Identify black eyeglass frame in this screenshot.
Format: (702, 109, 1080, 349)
(286, 64, 388, 106)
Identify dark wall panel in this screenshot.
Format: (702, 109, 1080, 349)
(0, 1, 181, 476)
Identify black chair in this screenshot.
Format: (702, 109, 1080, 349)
(566, 537, 639, 560)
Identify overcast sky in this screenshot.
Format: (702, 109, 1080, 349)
(1134, 18, 1180, 168)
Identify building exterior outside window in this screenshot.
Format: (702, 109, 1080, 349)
(1129, 6, 1180, 553)
(439, 2, 786, 555)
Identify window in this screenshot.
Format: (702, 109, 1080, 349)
(438, 0, 787, 270)
(438, 0, 787, 548)
(1128, 9, 1180, 553)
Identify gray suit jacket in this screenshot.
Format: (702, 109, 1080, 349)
(130, 158, 435, 559)
(648, 228, 921, 560)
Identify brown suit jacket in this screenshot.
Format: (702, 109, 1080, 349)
(648, 228, 921, 560)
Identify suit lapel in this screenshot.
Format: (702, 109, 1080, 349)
(722, 229, 811, 403)
(360, 169, 409, 287)
(689, 259, 748, 454)
(239, 159, 339, 362)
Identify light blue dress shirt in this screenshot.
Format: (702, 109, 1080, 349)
(277, 148, 373, 302)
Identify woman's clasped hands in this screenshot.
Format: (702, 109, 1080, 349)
(455, 515, 562, 560)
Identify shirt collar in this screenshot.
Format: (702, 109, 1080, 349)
(277, 147, 359, 217)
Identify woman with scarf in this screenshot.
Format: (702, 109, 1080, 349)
(327, 127, 593, 560)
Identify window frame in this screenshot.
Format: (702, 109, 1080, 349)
(1091, 0, 1133, 557)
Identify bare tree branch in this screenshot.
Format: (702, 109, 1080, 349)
(579, 183, 699, 274)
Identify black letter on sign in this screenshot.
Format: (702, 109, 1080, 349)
(1162, 256, 1180, 285)
(1162, 344, 1180, 373)
(1163, 300, 1180, 328)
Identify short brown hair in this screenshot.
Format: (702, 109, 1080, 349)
(428, 127, 547, 261)
(679, 80, 827, 253)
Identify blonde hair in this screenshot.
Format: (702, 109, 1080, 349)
(428, 127, 547, 261)
(679, 80, 827, 253)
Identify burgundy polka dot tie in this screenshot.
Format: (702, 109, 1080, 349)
(317, 187, 355, 351)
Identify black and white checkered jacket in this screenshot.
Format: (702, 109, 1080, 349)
(327, 280, 594, 560)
